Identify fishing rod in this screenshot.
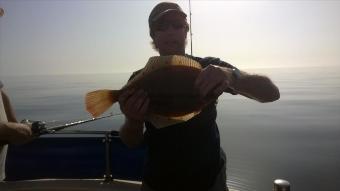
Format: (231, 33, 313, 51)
(21, 113, 122, 136)
(189, 0, 193, 56)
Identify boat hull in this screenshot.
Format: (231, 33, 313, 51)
(5, 132, 145, 181)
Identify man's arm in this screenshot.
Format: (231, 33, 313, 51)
(0, 122, 32, 145)
(195, 65, 280, 103)
(1, 90, 17, 122)
(118, 89, 149, 148)
(0, 90, 33, 145)
(226, 68, 280, 102)
(120, 119, 144, 148)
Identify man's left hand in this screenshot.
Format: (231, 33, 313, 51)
(195, 65, 232, 99)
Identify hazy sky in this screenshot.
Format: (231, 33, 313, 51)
(0, 0, 339, 75)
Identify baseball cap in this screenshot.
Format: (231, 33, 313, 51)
(148, 2, 187, 29)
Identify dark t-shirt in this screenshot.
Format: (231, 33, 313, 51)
(129, 55, 236, 191)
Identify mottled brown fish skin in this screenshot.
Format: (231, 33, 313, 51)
(85, 55, 212, 119)
(120, 65, 208, 117)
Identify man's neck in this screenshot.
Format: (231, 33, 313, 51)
(159, 50, 185, 56)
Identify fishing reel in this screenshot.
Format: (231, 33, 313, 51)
(20, 113, 116, 137)
(21, 119, 49, 136)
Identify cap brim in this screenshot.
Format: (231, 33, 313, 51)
(152, 9, 187, 23)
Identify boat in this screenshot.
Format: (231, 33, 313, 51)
(0, 130, 145, 191)
(0, 129, 289, 191)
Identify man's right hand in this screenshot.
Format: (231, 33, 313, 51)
(118, 89, 150, 122)
(118, 89, 149, 148)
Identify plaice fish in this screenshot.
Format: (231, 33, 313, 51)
(85, 55, 213, 128)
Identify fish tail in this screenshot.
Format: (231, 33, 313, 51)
(85, 89, 119, 117)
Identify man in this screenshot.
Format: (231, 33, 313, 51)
(119, 2, 280, 191)
(0, 80, 33, 180)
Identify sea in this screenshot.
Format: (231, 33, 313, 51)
(2, 66, 340, 191)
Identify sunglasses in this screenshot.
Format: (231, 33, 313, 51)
(154, 21, 187, 31)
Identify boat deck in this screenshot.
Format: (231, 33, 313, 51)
(0, 179, 239, 191)
(2, 131, 241, 191)
(0, 179, 141, 191)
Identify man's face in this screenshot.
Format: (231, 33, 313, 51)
(152, 12, 188, 55)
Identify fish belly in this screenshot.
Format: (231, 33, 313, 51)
(141, 66, 204, 117)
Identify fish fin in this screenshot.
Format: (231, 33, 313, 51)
(145, 55, 201, 69)
(171, 55, 202, 69)
(125, 55, 201, 87)
(147, 111, 201, 128)
(85, 89, 119, 117)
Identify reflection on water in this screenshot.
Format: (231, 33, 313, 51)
(3, 66, 340, 191)
(219, 66, 340, 191)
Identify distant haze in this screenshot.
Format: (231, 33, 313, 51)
(1, 0, 340, 76)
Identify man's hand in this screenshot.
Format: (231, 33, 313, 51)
(118, 89, 150, 122)
(2, 122, 34, 145)
(11, 123, 33, 144)
(118, 89, 149, 148)
(195, 65, 233, 99)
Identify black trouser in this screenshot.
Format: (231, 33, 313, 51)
(141, 149, 228, 191)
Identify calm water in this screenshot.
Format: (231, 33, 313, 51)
(2, 66, 340, 191)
